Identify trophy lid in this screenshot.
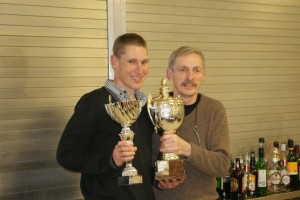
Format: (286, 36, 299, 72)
(155, 78, 182, 102)
(159, 78, 170, 100)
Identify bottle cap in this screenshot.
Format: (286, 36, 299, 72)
(281, 143, 286, 151)
(288, 139, 294, 148)
(259, 138, 264, 143)
(295, 145, 299, 154)
(273, 141, 279, 148)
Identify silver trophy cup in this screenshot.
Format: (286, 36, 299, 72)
(105, 96, 143, 186)
(147, 78, 185, 180)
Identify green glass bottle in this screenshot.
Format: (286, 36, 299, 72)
(256, 138, 268, 196)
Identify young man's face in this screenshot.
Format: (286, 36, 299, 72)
(111, 45, 149, 94)
(167, 53, 206, 104)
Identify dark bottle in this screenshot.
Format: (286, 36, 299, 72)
(295, 145, 300, 189)
(256, 138, 268, 196)
(216, 172, 231, 200)
(216, 177, 223, 199)
(247, 151, 257, 197)
(287, 139, 298, 191)
(269, 141, 281, 194)
(231, 157, 244, 200)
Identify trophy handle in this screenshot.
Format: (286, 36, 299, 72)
(147, 94, 159, 133)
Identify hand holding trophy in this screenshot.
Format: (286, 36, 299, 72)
(147, 78, 185, 180)
(105, 96, 143, 186)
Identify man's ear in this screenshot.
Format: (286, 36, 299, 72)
(110, 55, 118, 69)
(202, 69, 207, 81)
(166, 68, 173, 80)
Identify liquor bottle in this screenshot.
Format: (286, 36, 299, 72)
(217, 170, 231, 200)
(280, 141, 290, 192)
(287, 139, 298, 191)
(231, 157, 244, 200)
(269, 141, 281, 194)
(247, 151, 257, 197)
(256, 138, 268, 196)
(294, 144, 300, 190)
(216, 177, 223, 199)
(239, 153, 244, 172)
(243, 152, 250, 199)
(223, 169, 231, 199)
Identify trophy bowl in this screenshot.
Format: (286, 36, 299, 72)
(147, 78, 185, 180)
(105, 96, 143, 186)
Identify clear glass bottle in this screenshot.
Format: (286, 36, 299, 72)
(280, 141, 290, 192)
(269, 141, 281, 194)
(256, 138, 268, 196)
(243, 152, 250, 199)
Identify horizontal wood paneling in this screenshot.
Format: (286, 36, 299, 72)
(0, 0, 107, 199)
(0, 97, 80, 109)
(0, 37, 108, 48)
(0, 57, 108, 68)
(126, 0, 300, 160)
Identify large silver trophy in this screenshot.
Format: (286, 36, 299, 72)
(105, 96, 143, 186)
(147, 78, 185, 180)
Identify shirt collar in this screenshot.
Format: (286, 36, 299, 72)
(104, 79, 147, 106)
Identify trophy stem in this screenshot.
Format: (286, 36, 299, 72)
(119, 129, 140, 178)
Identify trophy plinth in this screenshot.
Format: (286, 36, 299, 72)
(105, 97, 143, 186)
(147, 78, 185, 180)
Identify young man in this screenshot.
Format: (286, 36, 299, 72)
(153, 46, 231, 199)
(57, 33, 155, 200)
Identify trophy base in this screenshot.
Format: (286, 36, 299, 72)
(155, 159, 185, 180)
(118, 175, 143, 186)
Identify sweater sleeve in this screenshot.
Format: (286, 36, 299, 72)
(56, 92, 118, 174)
(186, 101, 231, 178)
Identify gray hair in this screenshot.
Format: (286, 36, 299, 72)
(168, 46, 206, 70)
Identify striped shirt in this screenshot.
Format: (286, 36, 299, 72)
(104, 79, 148, 106)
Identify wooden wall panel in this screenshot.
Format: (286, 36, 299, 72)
(1, 0, 300, 199)
(0, 0, 107, 199)
(126, 0, 300, 159)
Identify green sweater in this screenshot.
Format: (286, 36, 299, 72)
(153, 94, 231, 200)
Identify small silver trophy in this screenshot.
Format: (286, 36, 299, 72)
(105, 96, 143, 186)
(147, 78, 185, 180)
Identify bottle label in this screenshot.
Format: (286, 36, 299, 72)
(299, 166, 300, 181)
(248, 174, 256, 191)
(258, 169, 267, 187)
(231, 178, 238, 192)
(287, 162, 298, 175)
(281, 175, 290, 186)
(242, 174, 248, 192)
(270, 170, 281, 185)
